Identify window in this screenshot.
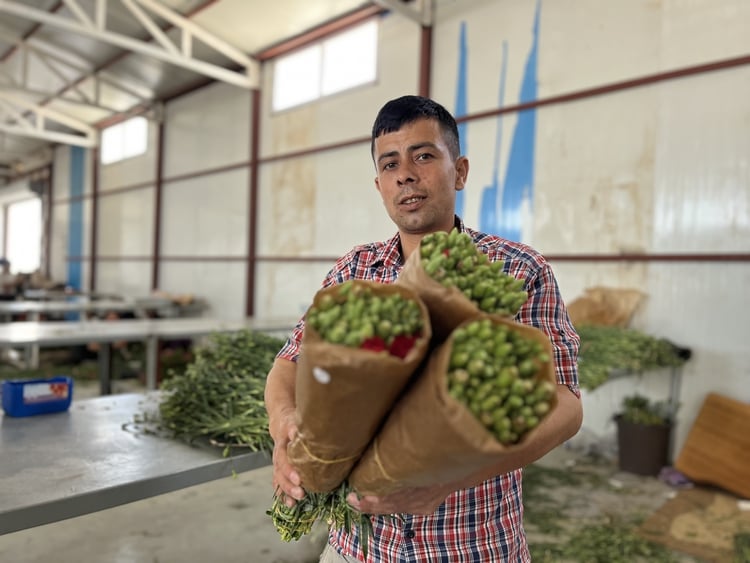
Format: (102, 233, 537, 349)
(272, 19, 378, 111)
(6, 198, 42, 274)
(100, 116, 148, 164)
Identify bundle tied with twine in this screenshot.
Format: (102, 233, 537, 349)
(349, 315, 558, 496)
(287, 280, 431, 493)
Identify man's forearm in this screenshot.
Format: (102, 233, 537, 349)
(264, 358, 298, 439)
(450, 385, 582, 489)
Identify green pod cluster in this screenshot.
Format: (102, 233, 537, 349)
(158, 330, 285, 452)
(419, 228, 528, 317)
(576, 325, 689, 390)
(446, 318, 555, 445)
(307, 281, 423, 348)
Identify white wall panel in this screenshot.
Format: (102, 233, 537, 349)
(95, 261, 151, 298)
(538, 0, 661, 95)
(532, 89, 658, 254)
(257, 145, 393, 259)
(50, 200, 70, 283)
(160, 169, 249, 256)
(254, 262, 334, 321)
(653, 68, 750, 252)
(96, 189, 154, 256)
(661, 0, 750, 68)
(163, 83, 251, 177)
(99, 122, 158, 191)
(158, 262, 246, 319)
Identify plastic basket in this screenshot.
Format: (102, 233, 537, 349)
(1, 376, 74, 417)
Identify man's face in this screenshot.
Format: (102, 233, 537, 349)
(373, 118, 468, 236)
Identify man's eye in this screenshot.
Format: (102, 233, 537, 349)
(382, 162, 396, 171)
(416, 153, 433, 161)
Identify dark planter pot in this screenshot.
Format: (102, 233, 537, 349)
(615, 415, 672, 476)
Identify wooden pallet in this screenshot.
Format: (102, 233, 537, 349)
(675, 393, 750, 499)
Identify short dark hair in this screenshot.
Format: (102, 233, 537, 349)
(371, 95, 461, 160)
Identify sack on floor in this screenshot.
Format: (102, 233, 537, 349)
(287, 280, 431, 493)
(349, 315, 557, 495)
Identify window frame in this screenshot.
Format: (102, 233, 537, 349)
(271, 18, 379, 113)
(100, 116, 149, 165)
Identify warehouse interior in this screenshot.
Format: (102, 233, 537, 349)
(0, 0, 748, 561)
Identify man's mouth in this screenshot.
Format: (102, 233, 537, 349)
(400, 195, 426, 205)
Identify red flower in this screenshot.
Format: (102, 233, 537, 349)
(388, 334, 418, 359)
(360, 337, 387, 353)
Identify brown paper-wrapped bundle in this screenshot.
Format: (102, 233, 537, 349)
(287, 280, 431, 493)
(349, 315, 557, 495)
(396, 228, 529, 342)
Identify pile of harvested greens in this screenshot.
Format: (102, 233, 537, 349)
(576, 325, 690, 390)
(157, 329, 285, 453)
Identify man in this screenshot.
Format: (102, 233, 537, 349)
(265, 95, 582, 562)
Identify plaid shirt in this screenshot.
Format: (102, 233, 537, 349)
(277, 218, 580, 562)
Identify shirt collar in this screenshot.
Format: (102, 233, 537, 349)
(365, 215, 465, 268)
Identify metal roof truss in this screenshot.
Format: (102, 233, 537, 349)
(0, 0, 260, 89)
(0, 90, 97, 147)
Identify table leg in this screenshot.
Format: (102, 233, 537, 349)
(28, 312, 40, 369)
(98, 343, 112, 396)
(667, 366, 683, 463)
(145, 336, 159, 391)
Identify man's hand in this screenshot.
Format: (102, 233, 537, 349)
(269, 407, 305, 507)
(346, 482, 455, 516)
(265, 358, 306, 507)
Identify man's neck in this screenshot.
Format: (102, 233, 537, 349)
(399, 232, 422, 262)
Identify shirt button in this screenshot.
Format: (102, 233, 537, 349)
(404, 529, 415, 539)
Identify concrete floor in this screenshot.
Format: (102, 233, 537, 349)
(0, 379, 704, 563)
(0, 463, 327, 563)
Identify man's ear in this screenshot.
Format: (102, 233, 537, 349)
(374, 176, 382, 195)
(455, 156, 469, 192)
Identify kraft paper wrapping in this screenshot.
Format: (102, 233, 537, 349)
(287, 280, 431, 493)
(349, 315, 558, 496)
(396, 249, 516, 344)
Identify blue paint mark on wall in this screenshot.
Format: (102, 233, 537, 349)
(495, 1, 540, 242)
(453, 21, 468, 219)
(67, 147, 84, 292)
(479, 41, 509, 234)
(455, 1, 541, 242)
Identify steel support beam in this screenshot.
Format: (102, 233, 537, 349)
(0, 91, 97, 147)
(0, 0, 259, 88)
(372, 0, 433, 26)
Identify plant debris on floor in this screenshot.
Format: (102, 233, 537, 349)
(523, 454, 711, 562)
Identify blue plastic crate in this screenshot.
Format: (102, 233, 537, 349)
(1, 376, 74, 417)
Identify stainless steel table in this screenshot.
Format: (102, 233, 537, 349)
(0, 299, 175, 368)
(0, 317, 296, 394)
(0, 299, 143, 321)
(0, 393, 271, 536)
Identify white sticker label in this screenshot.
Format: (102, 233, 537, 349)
(312, 367, 331, 384)
(22, 382, 69, 404)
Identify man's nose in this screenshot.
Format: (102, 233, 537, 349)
(397, 162, 416, 185)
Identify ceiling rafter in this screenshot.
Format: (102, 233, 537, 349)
(0, 28, 154, 110)
(372, 0, 433, 26)
(0, 0, 260, 89)
(0, 91, 97, 147)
